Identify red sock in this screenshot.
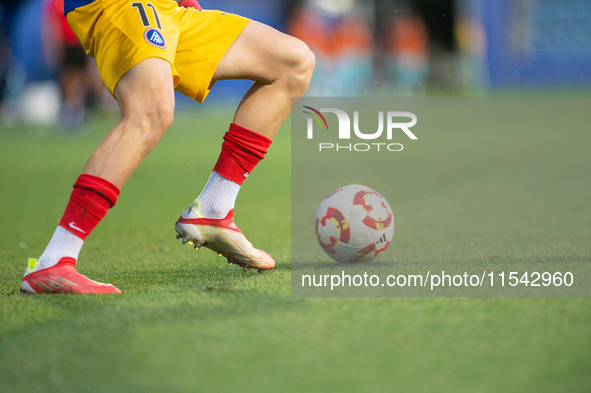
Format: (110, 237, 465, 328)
(58, 174, 120, 240)
(213, 123, 273, 185)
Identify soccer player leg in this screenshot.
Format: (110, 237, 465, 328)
(214, 20, 315, 138)
(20, 174, 122, 294)
(24, 0, 179, 293)
(175, 126, 275, 272)
(174, 19, 314, 271)
(22, 59, 175, 294)
(83, 58, 175, 187)
(22, 58, 176, 294)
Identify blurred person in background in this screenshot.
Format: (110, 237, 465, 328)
(5, 0, 114, 126)
(289, 0, 373, 96)
(385, 6, 429, 95)
(44, 0, 114, 128)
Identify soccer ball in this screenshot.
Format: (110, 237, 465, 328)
(315, 185, 394, 263)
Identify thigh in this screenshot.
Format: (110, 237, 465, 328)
(67, 0, 182, 95)
(212, 20, 311, 83)
(114, 58, 175, 118)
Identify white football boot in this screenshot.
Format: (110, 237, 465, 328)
(175, 201, 275, 272)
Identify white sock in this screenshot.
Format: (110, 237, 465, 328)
(196, 172, 241, 219)
(36, 226, 84, 270)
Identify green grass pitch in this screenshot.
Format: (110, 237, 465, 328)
(1, 107, 590, 392)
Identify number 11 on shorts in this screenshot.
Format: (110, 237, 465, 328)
(131, 2, 162, 30)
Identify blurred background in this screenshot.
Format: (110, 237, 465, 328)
(1, 0, 590, 128)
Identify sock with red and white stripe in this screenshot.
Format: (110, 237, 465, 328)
(196, 123, 272, 219)
(36, 174, 120, 270)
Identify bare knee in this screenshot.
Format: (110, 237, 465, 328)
(123, 102, 174, 153)
(113, 58, 176, 153)
(282, 40, 315, 95)
(138, 102, 174, 149)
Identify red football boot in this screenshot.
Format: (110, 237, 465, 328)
(21, 257, 121, 294)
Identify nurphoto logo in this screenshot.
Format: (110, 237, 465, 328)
(303, 106, 417, 152)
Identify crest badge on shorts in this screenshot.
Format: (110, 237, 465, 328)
(144, 28, 166, 49)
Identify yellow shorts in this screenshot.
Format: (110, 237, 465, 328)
(66, 0, 249, 102)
